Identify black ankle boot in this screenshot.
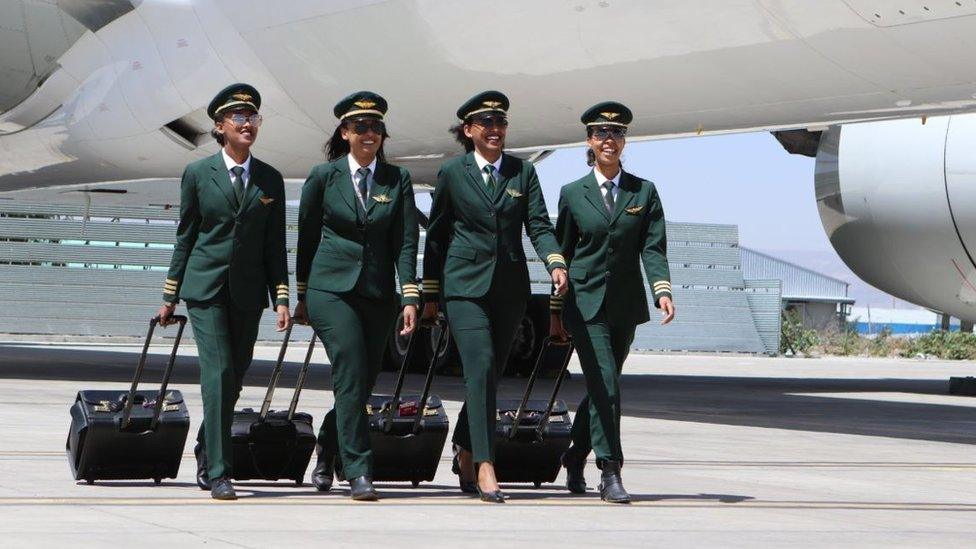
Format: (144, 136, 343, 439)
(311, 449, 335, 492)
(561, 447, 587, 494)
(194, 442, 210, 491)
(598, 460, 631, 504)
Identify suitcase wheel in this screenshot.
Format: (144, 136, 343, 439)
(533, 481, 542, 488)
(411, 480, 420, 488)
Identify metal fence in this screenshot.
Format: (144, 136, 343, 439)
(0, 202, 780, 353)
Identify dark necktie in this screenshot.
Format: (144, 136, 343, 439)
(231, 166, 245, 206)
(483, 165, 497, 194)
(356, 167, 370, 206)
(602, 180, 615, 213)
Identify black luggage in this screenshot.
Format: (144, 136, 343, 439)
(494, 338, 575, 487)
(341, 318, 450, 486)
(67, 315, 191, 485)
(231, 324, 316, 484)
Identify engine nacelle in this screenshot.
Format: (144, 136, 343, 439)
(816, 114, 976, 321)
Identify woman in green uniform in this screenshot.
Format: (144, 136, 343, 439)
(294, 92, 419, 501)
(158, 83, 291, 500)
(550, 102, 676, 504)
(421, 91, 568, 503)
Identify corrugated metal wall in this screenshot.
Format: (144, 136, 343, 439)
(0, 202, 780, 353)
(740, 247, 848, 301)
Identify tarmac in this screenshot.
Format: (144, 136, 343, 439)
(1, 339, 975, 548)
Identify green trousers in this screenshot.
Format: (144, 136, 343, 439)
(446, 283, 526, 463)
(306, 288, 397, 480)
(562, 297, 636, 464)
(186, 289, 264, 479)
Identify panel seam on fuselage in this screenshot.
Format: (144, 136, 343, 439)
(943, 116, 976, 273)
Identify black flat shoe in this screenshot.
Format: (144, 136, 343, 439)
(311, 451, 335, 492)
(348, 476, 379, 501)
(598, 460, 631, 504)
(452, 445, 477, 494)
(561, 448, 587, 494)
(210, 477, 237, 501)
(194, 442, 210, 491)
(476, 485, 506, 503)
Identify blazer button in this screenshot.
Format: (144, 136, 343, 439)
(608, 247, 614, 254)
(605, 271, 611, 277)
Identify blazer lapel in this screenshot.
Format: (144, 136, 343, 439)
(463, 153, 494, 206)
(366, 162, 392, 214)
(209, 153, 238, 210)
(334, 156, 359, 216)
(609, 171, 638, 225)
(582, 172, 611, 222)
(493, 154, 517, 203)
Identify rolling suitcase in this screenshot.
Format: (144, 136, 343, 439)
(341, 318, 450, 486)
(494, 338, 575, 487)
(67, 315, 190, 485)
(230, 324, 316, 484)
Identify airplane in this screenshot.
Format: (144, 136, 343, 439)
(3, 0, 976, 321)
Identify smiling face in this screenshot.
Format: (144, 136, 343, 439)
(340, 116, 384, 162)
(464, 114, 507, 161)
(587, 125, 626, 168)
(215, 108, 259, 150)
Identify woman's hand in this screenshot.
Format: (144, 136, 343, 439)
(551, 267, 568, 296)
(549, 312, 569, 341)
(659, 296, 675, 325)
(421, 301, 439, 326)
(401, 304, 418, 336)
(157, 302, 177, 326)
(276, 304, 291, 332)
(293, 301, 308, 325)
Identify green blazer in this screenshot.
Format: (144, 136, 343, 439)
(295, 156, 419, 306)
(163, 152, 289, 310)
(422, 152, 565, 300)
(551, 170, 671, 325)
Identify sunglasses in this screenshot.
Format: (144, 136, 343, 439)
(590, 126, 626, 140)
(470, 116, 508, 129)
(347, 119, 386, 135)
(224, 113, 262, 127)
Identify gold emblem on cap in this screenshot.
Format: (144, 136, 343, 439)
(601, 112, 620, 120)
(354, 100, 377, 109)
(483, 101, 502, 108)
(232, 93, 253, 102)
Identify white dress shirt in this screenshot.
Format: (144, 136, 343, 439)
(348, 155, 378, 208)
(593, 167, 621, 210)
(221, 149, 252, 188)
(473, 151, 503, 184)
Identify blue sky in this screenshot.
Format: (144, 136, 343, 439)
(533, 131, 913, 308)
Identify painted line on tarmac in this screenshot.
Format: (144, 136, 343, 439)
(0, 497, 974, 511)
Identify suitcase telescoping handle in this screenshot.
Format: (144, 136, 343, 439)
(286, 334, 317, 421)
(384, 314, 449, 434)
(259, 321, 316, 421)
(121, 314, 188, 431)
(508, 337, 574, 441)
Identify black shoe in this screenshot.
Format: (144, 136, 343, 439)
(561, 447, 587, 494)
(210, 477, 237, 500)
(311, 451, 335, 492)
(348, 476, 379, 501)
(194, 443, 210, 491)
(476, 485, 506, 504)
(598, 460, 631, 504)
(452, 446, 477, 494)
